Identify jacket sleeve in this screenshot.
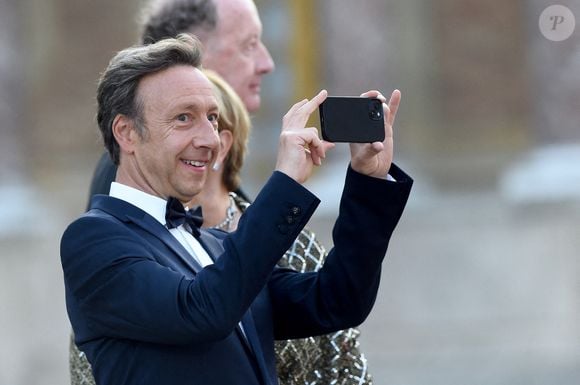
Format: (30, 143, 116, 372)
(62, 171, 319, 345)
(268, 164, 413, 339)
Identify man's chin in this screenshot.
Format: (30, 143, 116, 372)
(174, 187, 203, 204)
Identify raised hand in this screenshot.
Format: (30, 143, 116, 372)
(275, 90, 335, 183)
(349, 89, 401, 178)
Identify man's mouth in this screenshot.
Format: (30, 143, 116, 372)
(250, 82, 261, 92)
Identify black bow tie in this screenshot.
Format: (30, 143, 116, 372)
(165, 197, 203, 238)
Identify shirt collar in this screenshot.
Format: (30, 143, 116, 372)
(109, 182, 167, 226)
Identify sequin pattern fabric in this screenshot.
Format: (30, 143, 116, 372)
(70, 336, 95, 385)
(274, 228, 372, 385)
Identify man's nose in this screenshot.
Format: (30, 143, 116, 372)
(194, 120, 220, 150)
(256, 41, 275, 75)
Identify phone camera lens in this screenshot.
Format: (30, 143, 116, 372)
(368, 100, 382, 121)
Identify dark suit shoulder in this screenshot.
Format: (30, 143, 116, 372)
(62, 196, 156, 266)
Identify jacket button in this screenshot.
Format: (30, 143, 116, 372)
(286, 215, 295, 224)
(291, 206, 301, 216)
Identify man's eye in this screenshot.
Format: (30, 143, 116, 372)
(208, 113, 219, 122)
(244, 39, 258, 53)
(177, 114, 190, 122)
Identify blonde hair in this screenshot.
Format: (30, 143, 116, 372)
(203, 69, 251, 192)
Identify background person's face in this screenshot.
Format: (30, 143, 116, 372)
(127, 65, 220, 202)
(202, 0, 274, 113)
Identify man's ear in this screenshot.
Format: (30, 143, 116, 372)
(112, 114, 138, 155)
(216, 129, 233, 164)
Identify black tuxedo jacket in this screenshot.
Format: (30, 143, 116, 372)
(62, 166, 412, 385)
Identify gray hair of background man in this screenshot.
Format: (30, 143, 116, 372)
(96, 33, 203, 165)
(141, 0, 217, 44)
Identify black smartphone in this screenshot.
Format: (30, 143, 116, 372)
(319, 96, 385, 143)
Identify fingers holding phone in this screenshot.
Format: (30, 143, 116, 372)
(275, 88, 401, 182)
(346, 89, 401, 178)
(283, 90, 327, 131)
(358, 89, 400, 142)
(275, 90, 335, 183)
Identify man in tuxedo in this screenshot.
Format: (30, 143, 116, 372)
(61, 34, 412, 385)
(87, 0, 274, 201)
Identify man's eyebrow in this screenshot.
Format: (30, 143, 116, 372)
(245, 33, 259, 41)
(170, 103, 200, 113)
(172, 102, 219, 113)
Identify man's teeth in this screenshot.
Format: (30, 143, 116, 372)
(183, 160, 205, 167)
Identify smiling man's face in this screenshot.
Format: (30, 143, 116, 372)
(123, 65, 221, 202)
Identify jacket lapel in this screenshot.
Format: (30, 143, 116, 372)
(90, 195, 204, 274)
(196, 231, 224, 262)
(132, 213, 205, 273)
(241, 309, 273, 385)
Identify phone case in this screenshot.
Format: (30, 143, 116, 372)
(319, 97, 385, 143)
